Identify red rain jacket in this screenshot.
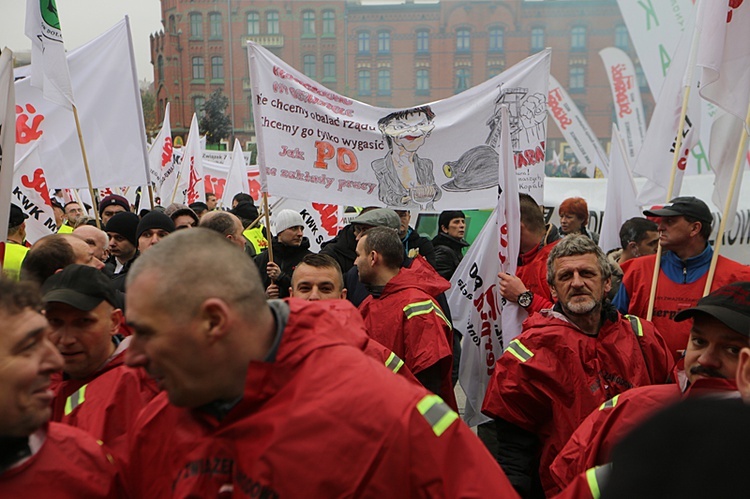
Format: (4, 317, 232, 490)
(50, 337, 160, 459)
(0, 423, 119, 498)
(517, 240, 558, 314)
(125, 299, 517, 498)
(482, 307, 673, 496)
(359, 256, 456, 409)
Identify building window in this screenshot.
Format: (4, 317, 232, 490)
(209, 12, 222, 39)
(302, 10, 315, 36)
(531, 27, 544, 53)
(267, 11, 279, 35)
(378, 69, 391, 95)
(303, 55, 316, 78)
(323, 10, 335, 35)
(323, 54, 335, 80)
(416, 29, 429, 53)
(488, 66, 503, 79)
(157, 55, 164, 82)
(189, 13, 203, 39)
(569, 65, 585, 91)
(416, 69, 429, 95)
(358, 70, 371, 95)
(211, 56, 224, 80)
(456, 68, 470, 93)
(378, 31, 391, 54)
(358, 31, 370, 54)
(571, 26, 586, 51)
(192, 57, 205, 80)
(247, 12, 259, 35)
(194, 96, 206, 118)
(456, 28, 471, 52)
(489, 27, 504, 52)
(615, 25, 629, 51)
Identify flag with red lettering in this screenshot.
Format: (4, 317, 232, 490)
(247, 42, 550, 209)
(634, 9, 702, 205)
(11, 143, 57, 243)
(599, 47, 647, 164)
(220, 139, 249, 209)
(174, 114, 205, 205)
(452, 208, 502, 426)
(25, 0, 74, 109)
(600, 125, 642, 253)
(0, 49, 16, 244)
(547, 75, 609, 177)
(151, 102, 175, 202)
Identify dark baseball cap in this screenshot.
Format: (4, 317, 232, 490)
(41, 264, 118, 311)
(674, 281, 750, 337)
(643, 196, 713, 225)
(9, 204, 28, 228)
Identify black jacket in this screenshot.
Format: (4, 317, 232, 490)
(431, 232, 469, 280)
(254, 237, 312, 298)
(319, 224, 358, 275)
(402, 227, 437, 269)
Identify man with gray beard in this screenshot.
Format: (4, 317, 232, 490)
(481, 235, 673, 498)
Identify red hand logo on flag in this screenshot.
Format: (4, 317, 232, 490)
(21, 168, 52, 206)
(16, 104, 44, 145)
(311, 203, 339, 236)
(728, 0, 743, 22)
(162, 137, 173, 169)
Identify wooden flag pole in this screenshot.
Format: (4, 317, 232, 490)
(262, 192, 274, 265)
(702, 104, 750, 296)
(71, 104, 102, 230)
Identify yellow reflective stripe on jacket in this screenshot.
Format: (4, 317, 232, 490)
(403, 300, 452, 329)
(2, 243, 29, 281)
(385, 351, 404, 374)
(624, 314, 643, 336)
(57, 224, 74, 234)
(506, 338, 534, 363)
(586, 464, 611, 499)
(416, 394, 458, 437)
(64, 384, 88, 416)
(243, 226, 268, 254)
(599, 394, 621, 411)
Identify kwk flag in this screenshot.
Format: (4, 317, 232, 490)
(11, 143, 57, 243)
(634, 9, 702, 205)
(247, 42, 550, 209)
(174, 113, 205, 205)
(220, 139, 249, 209)
(15, 19, 149, 190)
(547, 75, 609, 177)
(600, 125, 642, 254)
(0, 48, 16, 243)
(150, 102, 175, 201)
(25, 0, 74, 109)
(599, 47, 647, 164)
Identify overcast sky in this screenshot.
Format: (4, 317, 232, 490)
(0, 0, 163, 81)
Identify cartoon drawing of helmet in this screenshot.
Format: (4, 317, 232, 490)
(441, 145, 500, 192)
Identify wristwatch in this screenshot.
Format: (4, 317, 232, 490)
(517, 291, 534, 309)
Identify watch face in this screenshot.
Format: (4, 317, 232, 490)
(519, 292, 532, 308)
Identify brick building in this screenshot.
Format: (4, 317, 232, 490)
(151, 0, 653, 162)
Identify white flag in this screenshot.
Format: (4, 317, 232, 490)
(11, 143, 57, 243)
(600, 125, 642, 254)
(497, 105, 524, 348)
(709, 112, 747, 230)
(220, 139, 249, 209)
(25, 0, 74, 109)
(634, 9, 702, 205)
(0, 49, 16, 243)
(696, 0, 750, 125)
(174, 114, 205, 205)
(150, 102, 175, 201)
(15, 19, 149, 190)
(547, 75, 609, 177)
(599, 47, 647, 164)
(453, 208, 502, 427)
(248, 42, 550, 208)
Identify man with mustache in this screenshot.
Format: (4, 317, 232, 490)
(550, 281, 750, 495)
(482, 235, 673, 498)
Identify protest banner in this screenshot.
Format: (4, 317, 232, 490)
(247, 42, 550, 209)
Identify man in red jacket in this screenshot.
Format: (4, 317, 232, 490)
(482, 235, 673, 498)
(355, 226, 456, 410)
(0, 277, 119, 497)
(123, 229, 518, 498)
(42, 264, 158, 458)
(613, 196, 750, 361)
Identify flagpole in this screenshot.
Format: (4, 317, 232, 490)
(262, 192, 274, 269)
(645, 11, 702, 321)
(71, 104, 102, 229)
(703, 105, 750, 295)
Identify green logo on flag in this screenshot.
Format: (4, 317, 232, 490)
(41, 0, 61, 30)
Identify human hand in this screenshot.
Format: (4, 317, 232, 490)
(497, 272, 528, 302)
